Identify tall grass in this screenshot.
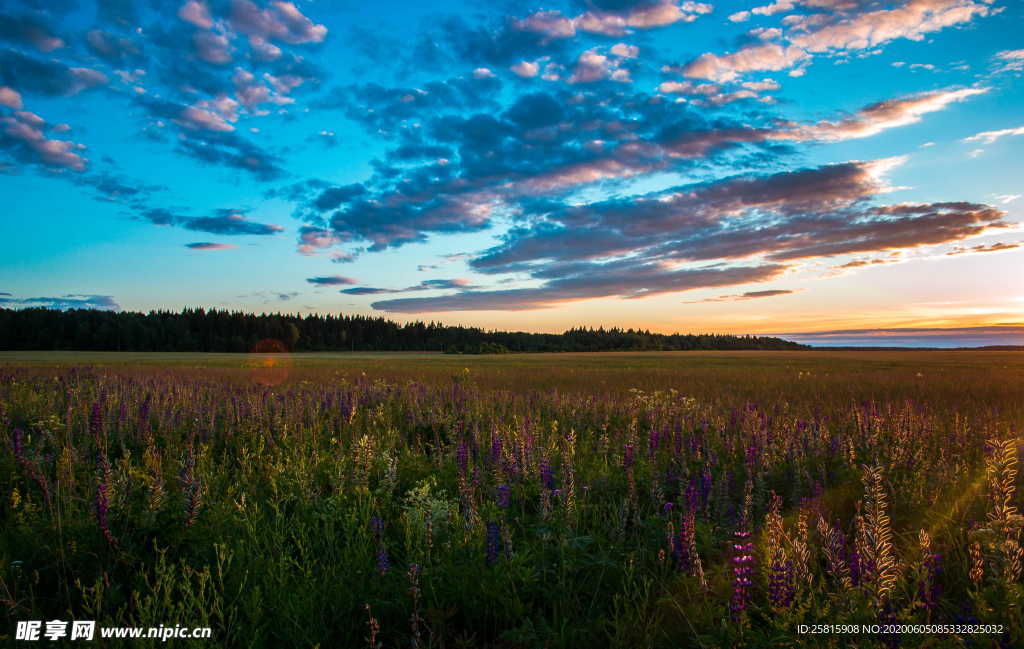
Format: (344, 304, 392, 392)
(1, 353, 1022, 647)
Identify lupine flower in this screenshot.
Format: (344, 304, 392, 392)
(729, 529, 754, 620)
(369, 516, 384, 543)
(623, 444, 635, 471)
(768, 559, 795, 609)
(456, 440, 469, 475)
(485, 521, 501, 566)
(539, 458, 554, 490)
(89, 400, 104, 444)
(376, 548, 390, 575)
(496, 484, 511, 508)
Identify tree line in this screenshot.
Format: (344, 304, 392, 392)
(0, 307, 807, 353)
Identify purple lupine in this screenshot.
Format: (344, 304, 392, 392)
(539, 458, 555, 490)
(376, 548, 390, 575)
(623, 444, 635, 471)
(768, 559, 795, 609)
(456, 440, 469, 475)
(12, 428, 26, 465)
(496, 484, 511, 508)
(729, 529, 754, 620)
(94, 477, 117, 548)
(89, 400, 104, 444)
(485, 521, 501, 566)
(369, 516, 385, 543)
(490, 433, 502, 465)
(919, 552, 943, 611)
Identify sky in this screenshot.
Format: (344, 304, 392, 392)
(0, 0, 1022, 347)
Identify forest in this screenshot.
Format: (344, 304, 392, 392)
(0, 307, 807, 353)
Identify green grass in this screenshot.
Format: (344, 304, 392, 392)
(2, 351, 1023, 648)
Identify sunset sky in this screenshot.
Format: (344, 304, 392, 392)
(1, 0, 1022, 346)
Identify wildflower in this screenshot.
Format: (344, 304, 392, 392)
(729, 528, 754, 621)
(495, 484, 511, 509)
(376, 548, 390, 575)
(768, 559, 795, 609)
(485, 521, 501, 566)
(369, 516, 384, 543)
(623, 444, 635, 471)
(539, 457, 555, 490)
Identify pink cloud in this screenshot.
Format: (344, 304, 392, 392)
(193, 30, 233, 64)
(178, 1, 214, 29)
(1, 112, 87, 171)
(230, 0, 327, 45)
(0, 86, 22, 109)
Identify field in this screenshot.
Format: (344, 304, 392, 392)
(2, 351, 1023, 648)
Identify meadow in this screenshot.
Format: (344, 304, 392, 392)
(2, 350, 1023, 648)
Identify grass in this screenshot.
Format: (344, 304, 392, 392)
(2, 351, 1023, 648)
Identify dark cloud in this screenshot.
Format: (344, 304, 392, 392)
(318, 74, 502, 135)
(372, 263, 785, 312)
(683, 289, 796, 303)
(306, 275, 356, 286)
(341, 278, 475, 295)
(135, 96, 287, 179)
(84, 29, 143, 66)
(186, 242, 238, 250)
(140, 207, 284, 235)
(0, 109, 88, 171)
(469, 161, 1006, 276)
(313, 183, 367, 211)
(176, 130, 286, 180)
(0, 49, 107, 97)
(0, 293, 121, 310)
(0, 12, 64, 52)
(441, 15, 565, 66)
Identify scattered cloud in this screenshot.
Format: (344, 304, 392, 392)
(306, 275, 356, 286)
(186, 242, 238, 250)
(683, 288, 797, 303)
(140, 207, 284, 235)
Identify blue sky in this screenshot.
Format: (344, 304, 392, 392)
(1, 0, 1022, 346)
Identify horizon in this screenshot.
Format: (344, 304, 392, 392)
(1, 0, 1022, 346)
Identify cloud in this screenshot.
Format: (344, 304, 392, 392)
(0, 294, 120, 311)
(306, 275, 357, 286)
(567, 47, 633, 83)
(229, 0, 327, 45)
(0, 86, 21, 108)
(511, 60, 540, 77)
(0, 49, 108, 97)
(799, 87, 988, 141)
(0, 12, 64, 52)
(778, 325, 1024, 348)
(468, 159, 1005, 288)
(140, 207, 284, 235)
(0, 109, 87, 171)
(683, 43, 810, 82)
(945, 241, 1020, 256)
(993, 48, 1024, 73)
(962, 124, 1024, 146)
(178, 1, 214, 29)
(682, 0, 994, 81)
(85, 29, 144, 66)
(342, 278, 476, 295)
(516, 1, 713, 39)
(186, 241, 238, 249)
(371, 263, 786, 312)
(684, 288, 797, 302)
